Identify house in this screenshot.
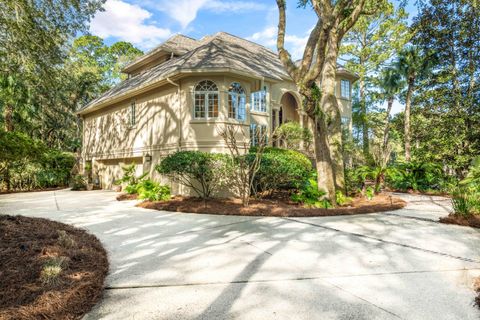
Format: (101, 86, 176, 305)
(78, 32, 358, 192)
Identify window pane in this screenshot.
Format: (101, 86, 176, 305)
(208, 93, 218, 118)
(195, 94, 205, 118)
(341, 80, 350, 99)
(228, 93, 236, 118)
(238, 94, 246, 120)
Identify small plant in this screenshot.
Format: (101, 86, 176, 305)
(291, 174, 330, 208)
(335, 191, 353, 206)
(57, 230, 76, 248)
(136, 179, 171, 201)
(115, 163, 147, 194)
(40, 257, 67, 286)
(451, 158, 480, 217)
(365, 186, 375, 200)
(71, 174, 87, 191)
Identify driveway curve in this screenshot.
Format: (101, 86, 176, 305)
(0, 190, 479, 320)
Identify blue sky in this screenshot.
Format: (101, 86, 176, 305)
(90, 0, 418, 56)
(89, 0, 419, 114)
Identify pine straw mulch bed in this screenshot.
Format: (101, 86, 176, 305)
(0, 215, 109, 320)
(439, 214, 480, 229)
(116, 193, 138, 201)
(137, 193, 406, 217)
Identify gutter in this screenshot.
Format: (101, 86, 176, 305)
(167, 77, 182, 151)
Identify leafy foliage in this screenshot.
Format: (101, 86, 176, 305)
(251, 147, 312, 195)
(451, 157, 480, 216)
(115, 164, 147, 194)
(385, 161, 445, 192)
(157, 151, 229, 199)
(136, 179, 171, 201)
(274, 122, 313, 151)
(291, 173, 331, 209)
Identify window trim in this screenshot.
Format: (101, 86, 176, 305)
(251, 90, 267, 113)
(228, 82, 246, 121)
(129, 100, 136, 127)
(193, 80, 219, 119)
(340, 79, 351, 99)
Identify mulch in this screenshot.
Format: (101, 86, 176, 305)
(116, 193, 138, 201)
(0, 215, 109, 320)
(137, 193, 406, 217)
(439, 214, 480, 229)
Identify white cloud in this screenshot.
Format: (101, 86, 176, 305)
(247, 26, 309, 60)
(90, 0, 172, 49)
(156, 0, 267, 29)
(205, 1, 268, 12)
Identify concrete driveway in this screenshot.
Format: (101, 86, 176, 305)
(0, 190, 479, 320)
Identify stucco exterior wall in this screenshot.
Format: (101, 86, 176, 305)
(81, 73, 354, 190)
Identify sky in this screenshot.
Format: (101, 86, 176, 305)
(89, 0, 419, 113)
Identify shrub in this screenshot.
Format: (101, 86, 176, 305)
(136, 179, 171, 201)
(291, 173, 331, 208)
(451, 158, 480, 216)
(386, 161, 445, 192)
(71, 175, 87, 191)
(115, 163, 147, 193)
(251, 147, 312, 195)
(336, 191, 353, 206)
(156, 151, 229, 199)
(274, 122, 313, 150)
(57, 230, 76, 248)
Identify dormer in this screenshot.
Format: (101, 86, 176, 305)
(122, 34, 199, 77)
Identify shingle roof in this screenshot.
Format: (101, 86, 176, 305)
(78, 32, 354, 114)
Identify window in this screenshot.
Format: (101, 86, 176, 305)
(130, 101, 136, 126)
(251, 90, 267, 112)
(341, 79, 350, 99)
(250, 123, 267, 146)
(194, 80, 219, 119)
(228, 82, 246, 120)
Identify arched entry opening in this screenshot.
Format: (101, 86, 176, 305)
(280, 92, 300, 124)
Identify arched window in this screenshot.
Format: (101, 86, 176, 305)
(194, 80, 218, 119)
(228, 82, 246, 120)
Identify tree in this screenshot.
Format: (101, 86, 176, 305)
(276, 0, 387, 203)
(340, 3, 409, 158)
(408, 0, 480, 175)
(378, 67, 404, 155)
(0, 0, 105, 132)
(395, 45, 433, 161)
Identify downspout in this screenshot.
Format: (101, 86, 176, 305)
(166, 77, 182, 151)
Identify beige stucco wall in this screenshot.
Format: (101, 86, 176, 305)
(82, 72, 354, 189)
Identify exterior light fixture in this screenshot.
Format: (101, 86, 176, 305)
(145, 153, 152, 162)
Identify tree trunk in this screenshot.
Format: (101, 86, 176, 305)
(321, 35, 345, 192)
(359, 77, 369, 157)
(404, 79, 414, 162)
(312, 112, 336, 205)
(383, 97, 394, 152)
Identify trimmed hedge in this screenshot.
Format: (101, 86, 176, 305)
(251, 147, 313, 195)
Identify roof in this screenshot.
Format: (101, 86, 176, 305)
(78, 32, 357, 115)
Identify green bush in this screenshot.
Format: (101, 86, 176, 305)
(274, 122, 313, 150)
(0, 130, 76, 190)
(71, 175, 87, 191)
(291, 173, 331, 208)
(336, 191, 353, 206)
(451, 158, 480, 216)
(115, 163, 148, 194)
(156, 151, 229, 199)
(136, 179, 171, 201)
(251, 147, 312, 195)
(385, 161, 445, 192)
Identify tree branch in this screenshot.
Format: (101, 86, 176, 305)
(276, 0, 298, 80)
